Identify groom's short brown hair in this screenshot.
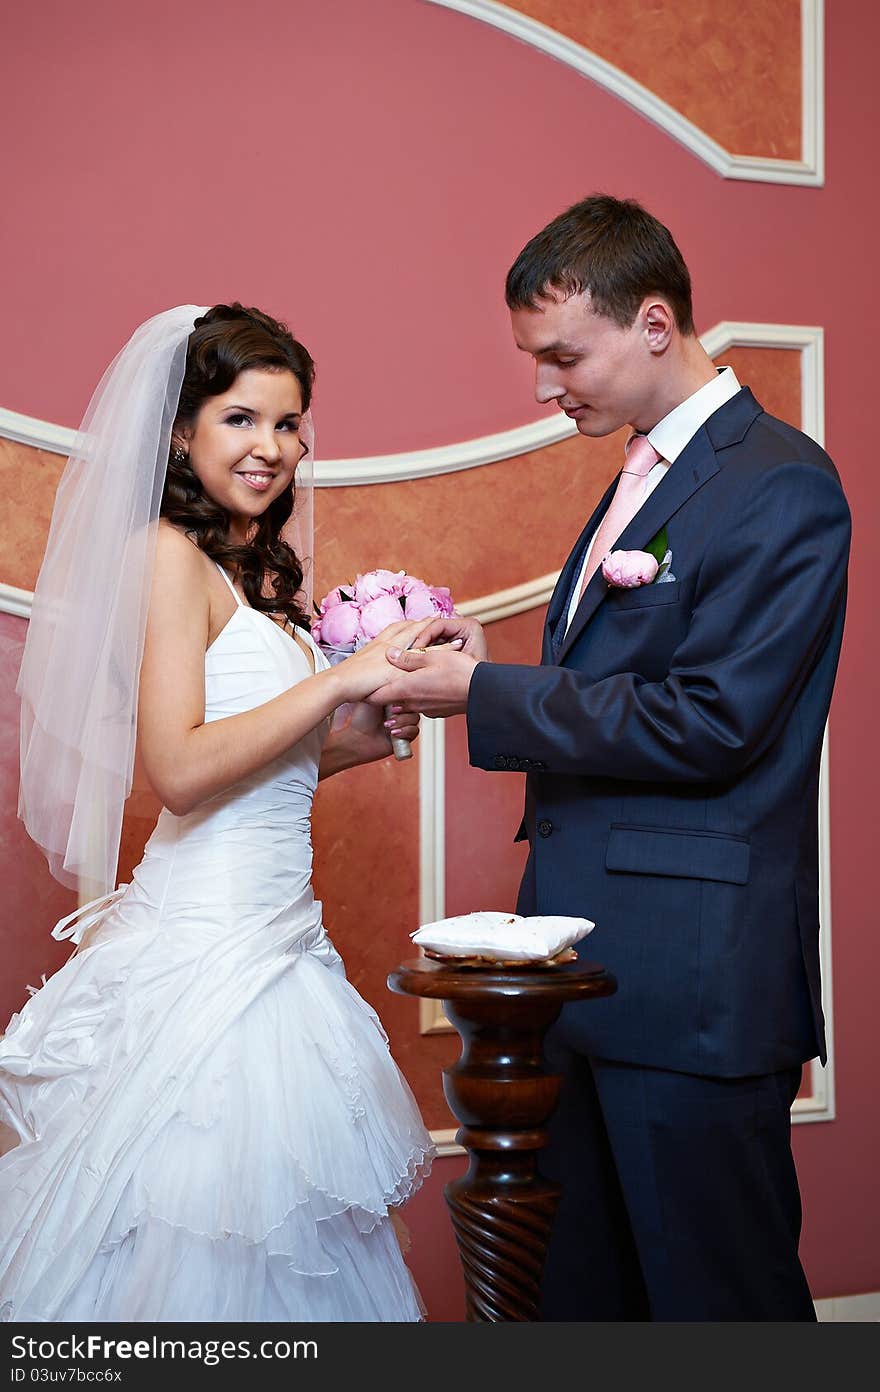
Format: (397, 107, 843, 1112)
(505, 194, 695, 336)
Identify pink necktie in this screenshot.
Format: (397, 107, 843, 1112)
(577, 433, 662, 599)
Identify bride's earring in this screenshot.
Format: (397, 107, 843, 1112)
(172, 445, 187, 464)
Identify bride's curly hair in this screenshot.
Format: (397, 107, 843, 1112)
(161, 303, 315, 629)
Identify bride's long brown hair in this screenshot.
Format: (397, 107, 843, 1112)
(161, 303, 315, 630)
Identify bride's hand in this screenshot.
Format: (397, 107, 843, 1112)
(331, 621, 431, 702)
(329, 697, 421, 765)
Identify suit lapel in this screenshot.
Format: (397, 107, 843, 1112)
(555, 424, 722, 663)
(544, 388, 763, 665)
(542, 476, 618, 663)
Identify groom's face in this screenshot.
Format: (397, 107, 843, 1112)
(510, 289, 651, 438)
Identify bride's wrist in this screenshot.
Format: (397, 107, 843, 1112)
(320, 663, 351, 710)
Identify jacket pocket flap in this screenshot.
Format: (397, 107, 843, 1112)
(608, 580, 681, 610)
(606, 825, 750, 884)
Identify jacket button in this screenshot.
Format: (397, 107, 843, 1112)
(493, 755, 507, 770)
(537, 819, 553, 838)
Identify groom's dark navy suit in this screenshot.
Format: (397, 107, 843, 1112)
(466, 387, 850, 1319)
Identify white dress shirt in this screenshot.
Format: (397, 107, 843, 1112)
(563, 367, 741, 635)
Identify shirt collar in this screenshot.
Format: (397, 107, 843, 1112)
(647, 366, 741, 463)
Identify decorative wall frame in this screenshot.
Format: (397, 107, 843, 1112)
(424, 0, 824, 186)
(0, 324, 835, 1138)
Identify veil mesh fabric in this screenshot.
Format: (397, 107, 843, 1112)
(289, 412, 315, 618)
(17, 305, 316, 898)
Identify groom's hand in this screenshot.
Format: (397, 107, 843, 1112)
(409, 615, 489, 661)
(370, 645, 479, 718)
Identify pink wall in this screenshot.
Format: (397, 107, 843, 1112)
(0, 615, 77, 1003)
(0, 0, 872, 456)
(1, 0, 878, 1312)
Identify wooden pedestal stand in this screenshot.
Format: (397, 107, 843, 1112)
(387, 955, 616, 1321)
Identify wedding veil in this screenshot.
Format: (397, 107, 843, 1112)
(17, 304, 316, 899)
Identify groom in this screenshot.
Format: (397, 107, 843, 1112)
(374, 195, 851, 1320)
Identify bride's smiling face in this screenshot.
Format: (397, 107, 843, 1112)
(179, 368, 305, 542)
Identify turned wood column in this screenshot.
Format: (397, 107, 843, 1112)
(387, 957, 616, 1322)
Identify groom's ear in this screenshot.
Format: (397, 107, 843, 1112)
(642, 299, 675, 353)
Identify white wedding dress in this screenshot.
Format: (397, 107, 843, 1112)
(0, 566, 433, 1322)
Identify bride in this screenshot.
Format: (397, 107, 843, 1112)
(0, 303, 434, 1322)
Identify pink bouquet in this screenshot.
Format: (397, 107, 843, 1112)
(312, 568, 456, 761)
(312, 569, 455, 650)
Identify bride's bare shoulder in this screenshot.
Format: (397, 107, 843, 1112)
(154, 520, 211, 586)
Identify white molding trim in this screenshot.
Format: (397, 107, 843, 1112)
(458, 572, 558, 625)
(0, 408, 78, 455)
(814, 1291, 880, 1322)
(702, 321, 825, 446)
(428, 1127, 463, 1158)
(705, 325, 832, 1121)
(418, 719, 451, 1036)
(0, 583, 33, 619)
(0, 323, 824, 486)
(0, 402, 578, 487)
(793, 733, 835, 1125)
(801, 0, 825, 184)
(316, 418, 571, 485)
(424, 0, 823, 186)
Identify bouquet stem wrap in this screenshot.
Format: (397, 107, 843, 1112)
(319, 646, 411, 762)
(387, 715, 413, 762)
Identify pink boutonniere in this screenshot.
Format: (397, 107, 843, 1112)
(601, 549, 659, 589)
(602, 527, 674, 589)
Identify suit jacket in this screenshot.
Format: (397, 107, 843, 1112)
(466, 389, 851, 1077)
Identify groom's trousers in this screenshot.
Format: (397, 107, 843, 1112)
(538, 1025, 816, 1321)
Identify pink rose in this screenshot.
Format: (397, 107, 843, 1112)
(601, 549, 659, 589)
(319, 601, 363, 649)
(400, 573, 430, 595)
(430, 585, 454, 616)
(402, 588, 442, 621)
(354, 569, 407, 604)
(401, 576, 430, 597)
(319, 585, 352, 613)
(402, 586, 455, 621)
(359, 593, 406, 639)
(311, 617, 323, 645)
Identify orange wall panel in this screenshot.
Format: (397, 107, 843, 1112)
(0, 615, 76, 1026)
(717, 345, 801, 424)
(0, 441, 66, 592)
(510, 0, 802, 158)
(313, 430, 624, 607)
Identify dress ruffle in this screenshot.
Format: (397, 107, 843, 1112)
(1, 602, 434, 1323)
(0, 895, 432, 1322)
